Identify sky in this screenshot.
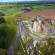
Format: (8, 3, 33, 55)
(0, 0, 55, 2)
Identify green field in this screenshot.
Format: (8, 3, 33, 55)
(32, 4, 55, 10)
(0, 4, 55, 15)
(0, 5, 23, 15)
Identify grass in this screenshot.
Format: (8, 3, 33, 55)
(1, 4, 55, 40)
(3, 15, 30, 47)
(32, 5, 55, 10)
(52, 22, 55, 29)
(3, 15, 18, 46)
(0, 4, 55, 16)
(0, 5, 22, 15)
(0, 4, 55, 55)
(0, 48, 6, 55)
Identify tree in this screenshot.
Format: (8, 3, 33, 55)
(0, 17, 7, 49)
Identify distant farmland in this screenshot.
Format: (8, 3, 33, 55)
(0, 4, 55, 16)
(0, 5, 22, 15)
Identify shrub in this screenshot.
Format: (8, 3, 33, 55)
(0, 17, 7, 49)
(0, 12, 5, 16)
(0, 17, 5, 24)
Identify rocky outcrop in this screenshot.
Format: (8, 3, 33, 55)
(31, 15, 53, 34)
(23, 7, 32, 13)
(7, 18, 55, 55)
